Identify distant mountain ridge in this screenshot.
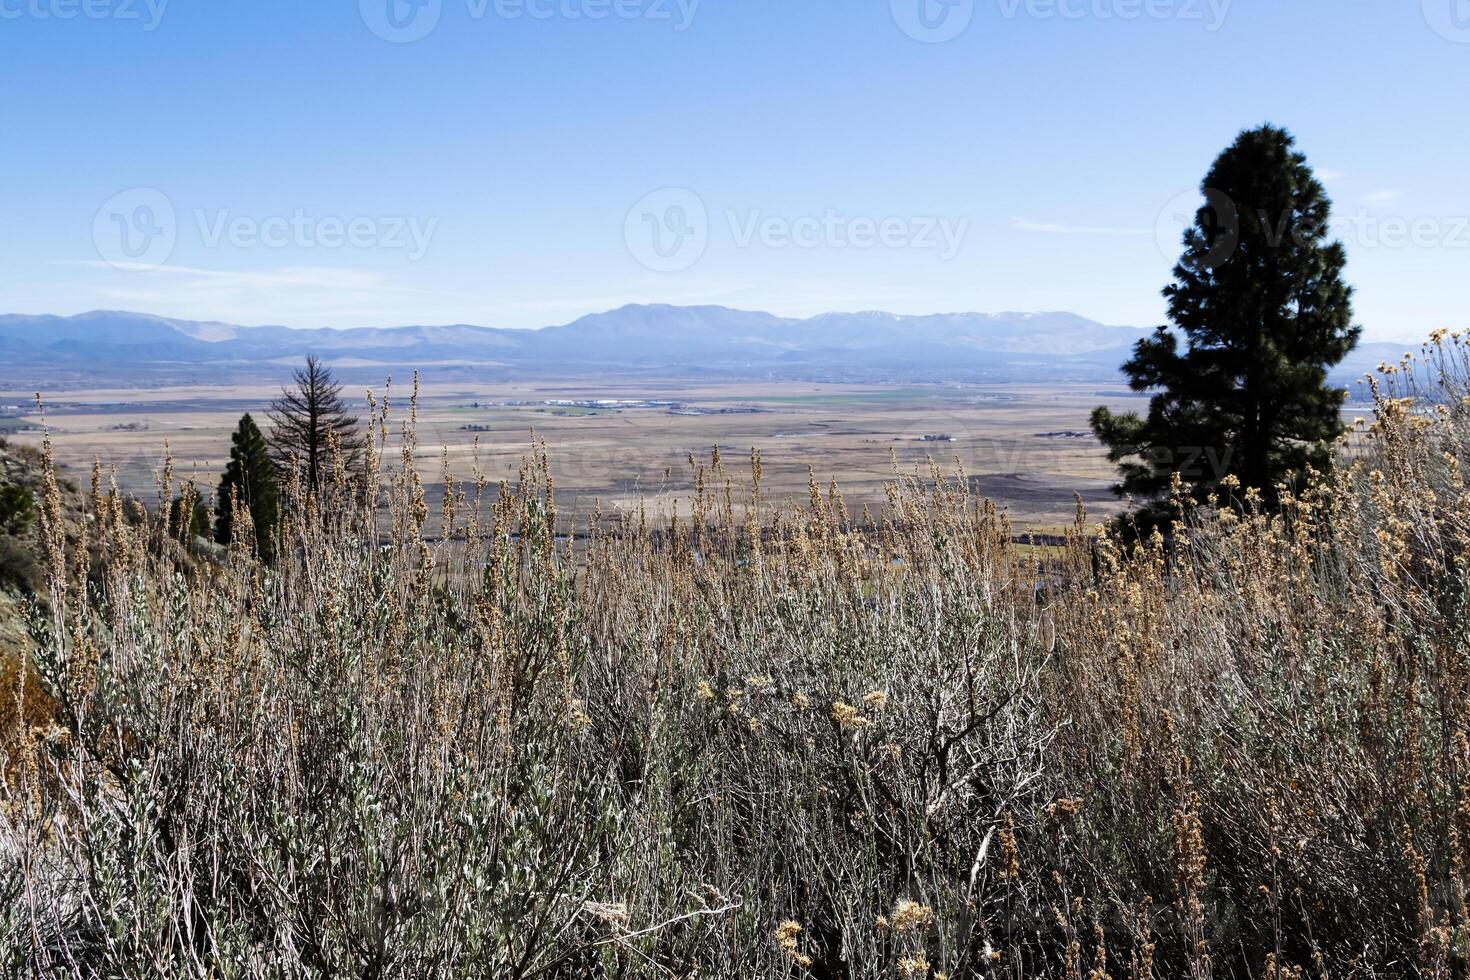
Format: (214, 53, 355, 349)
(0, 306, 1406, 389)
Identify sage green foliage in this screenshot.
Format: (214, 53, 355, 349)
(5, 340, 1470, 977)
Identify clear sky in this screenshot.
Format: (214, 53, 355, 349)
(1, 0, 1466, 341)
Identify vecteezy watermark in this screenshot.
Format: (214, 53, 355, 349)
(624, 188, 710, 273)
(897, 414, 980, 474)
(891, 0, 1230, 41)
(1153, 187, 1470, 270)
(997, 0, 1230, 30)
(1153, 188, 1239, 269)
(193, 210, 438, 259)
(726, 210, 969, 261)
(360, 0, 442, 43)
(360, 0, 699, 43)
(0, 0, 168, 29)
(93, 188, 440, 271)
(93, 188, 177, 271)
(481, 0, 699, 26)
(1335, 210, 1470, 250)
(1422, 0, 1470, 43)
(624, 188, 971, 272)
(890, 0, 975, 42)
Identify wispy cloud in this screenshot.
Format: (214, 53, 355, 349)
(1011, 218, 1152, 236)
(50, 261, 459, 325)
(55, 260, 441, 294)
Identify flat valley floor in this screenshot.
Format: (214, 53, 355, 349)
(3, 379, 1148, 532)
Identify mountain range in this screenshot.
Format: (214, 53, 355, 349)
(0, 306, 1408, 390)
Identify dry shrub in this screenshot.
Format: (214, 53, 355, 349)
(0, 340, 1468, 978)
(0, 650, 53, 790)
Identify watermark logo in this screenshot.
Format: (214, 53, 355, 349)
(193, 210, 438, 259)
(996, 0, 1230, 31)
(0, 0, 169, 30)
(481, 0, 699, 29)
(1423, 0, 1470, 42)
(1336, 210, 1470, 250)
(898, 412, 979, 474)
(1136, 444, 1236, 482)
(93, 190, 440, 270)
(93, 188, 176, 271)
(891, 0, 975, 42)
(1154, 186, 1469, 264)
(361, 0, 699, 42)
(1154, 188, 1238, 270)
(625, 188, 709, 273)
(624, 189, 970, 272)
(360, 0, 442, 43)
(726, 210, 969, 260)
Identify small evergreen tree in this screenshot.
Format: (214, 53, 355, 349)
(1092, 124, 1360, 522)
(216, 413, 280, 559)
(268, 355, 363, 492)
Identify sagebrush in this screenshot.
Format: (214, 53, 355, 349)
(3, 336, 1469, 978)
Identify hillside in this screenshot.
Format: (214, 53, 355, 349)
(0, 437, 80, 778)
(3, 344, 1468, 975)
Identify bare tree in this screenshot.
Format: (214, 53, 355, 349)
(268, 355, 364, 492)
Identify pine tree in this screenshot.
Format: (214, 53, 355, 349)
(216, 413, 280, 559)
(268, 355, 364, 492)
(170, 496, 212, 539)
(1091, 125, 1360, 522)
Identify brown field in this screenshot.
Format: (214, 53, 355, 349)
(3, 378, 1145, 529)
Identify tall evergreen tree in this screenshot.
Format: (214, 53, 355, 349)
(268, 355, 364, 492)
(1091, 125, 1360, 521)
(216, 413, 280, 559)
(170, 495, 212, 539)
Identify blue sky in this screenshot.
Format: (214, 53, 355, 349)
(0, 0, 1466, 341)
